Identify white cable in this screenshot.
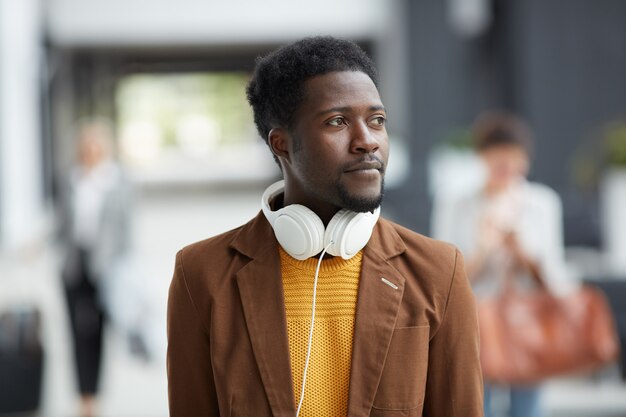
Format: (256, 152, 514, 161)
(295, 241, 333, 417)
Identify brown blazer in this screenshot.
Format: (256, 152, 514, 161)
(167, 211, 483, 417)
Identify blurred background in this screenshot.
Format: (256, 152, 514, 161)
(1, 0, 626, 416)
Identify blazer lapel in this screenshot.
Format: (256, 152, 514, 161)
(234, 213, 296, 417)
(347, 220, 407, 417)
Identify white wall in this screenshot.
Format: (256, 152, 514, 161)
(0, 0, 46, 249)
(46, 0, 392, 46)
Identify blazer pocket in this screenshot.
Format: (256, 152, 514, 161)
(369, 409, 413, 417)
(372, 325, 429, 411)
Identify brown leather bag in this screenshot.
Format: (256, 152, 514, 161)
(478, 282, 620, 384)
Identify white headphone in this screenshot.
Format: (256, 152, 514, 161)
(261, 180, 380, 260)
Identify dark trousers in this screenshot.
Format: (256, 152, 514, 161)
(63, 249, 104, 395)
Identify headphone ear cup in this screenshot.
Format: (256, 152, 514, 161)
(325, 209, 377, 259)
(261, 180, 379, 260)
(273, 204, 325, 260)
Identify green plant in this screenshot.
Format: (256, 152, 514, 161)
(437, 127, 473, 150)
(604, 121, 626, 166)
(570, 120, 626, 191)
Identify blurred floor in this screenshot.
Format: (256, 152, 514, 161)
(544, 373, 626, 417)
(3, 185, 262, 417)
(2, 185, 625, 417)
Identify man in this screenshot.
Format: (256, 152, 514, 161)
(167, 36, 483, 417)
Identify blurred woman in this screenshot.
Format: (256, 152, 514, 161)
(433, 111, 568, 417)
(59, 119, 132, 417)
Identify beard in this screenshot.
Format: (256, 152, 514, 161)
(337, 178, 385, 213)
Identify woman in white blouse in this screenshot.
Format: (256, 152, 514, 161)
(59, 120, 132, 417)
(432, 111, 569, 417)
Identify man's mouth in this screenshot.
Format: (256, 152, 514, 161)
(344, 160, 384, 173)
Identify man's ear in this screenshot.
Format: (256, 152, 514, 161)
(268, 127, 291, 163)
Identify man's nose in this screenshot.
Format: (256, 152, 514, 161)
(350, 122, 381, 154)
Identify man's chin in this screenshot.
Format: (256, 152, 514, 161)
(338, 184, 384, 213)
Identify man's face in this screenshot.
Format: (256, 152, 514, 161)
(284, 70, 389, 213)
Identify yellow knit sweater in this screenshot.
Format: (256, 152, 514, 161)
(279, 247, 362, 417)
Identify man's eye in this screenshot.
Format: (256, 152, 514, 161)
(370, 116, 386, 126)
(328, 117, 345, 126)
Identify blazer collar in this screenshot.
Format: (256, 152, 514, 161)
(230, 211, 408, 417)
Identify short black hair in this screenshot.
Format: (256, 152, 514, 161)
(246, 36, 378, 146)
(473, 110, 534, 155)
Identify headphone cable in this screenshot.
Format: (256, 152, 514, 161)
(295, 241, 333, 417)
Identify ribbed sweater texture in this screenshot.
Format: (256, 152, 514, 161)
(279, 246, 362, 417)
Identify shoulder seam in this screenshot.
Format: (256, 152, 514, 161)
(177, 248, 211, 336)
(429, 247, 459, 340)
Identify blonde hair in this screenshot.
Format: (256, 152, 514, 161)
(75, 117, 115, 157)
